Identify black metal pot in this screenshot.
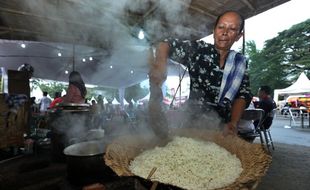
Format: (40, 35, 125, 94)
(49, 103, 91, 162)
(63, 140, 116, 185)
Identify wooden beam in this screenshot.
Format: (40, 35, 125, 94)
(176, 0, 217, 19)
(241, 0, 255, 10)
(0, 7, 105, 30)
(0, 26, 75, 40)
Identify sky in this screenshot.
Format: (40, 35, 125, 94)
(204, 0, 310, 50)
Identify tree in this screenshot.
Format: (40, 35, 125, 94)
(31, 79, 66, 98)
(245, 40, 266, 94)
(125, 83, 148, 102)
(245, 19, 310, 95)
(262, 19, 310, 82)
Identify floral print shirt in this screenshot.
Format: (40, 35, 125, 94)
(165, 38, 252, 106)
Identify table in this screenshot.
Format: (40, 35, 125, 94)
(289, 107, 309, 128)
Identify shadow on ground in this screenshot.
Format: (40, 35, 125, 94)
(256, 143, 310, 190)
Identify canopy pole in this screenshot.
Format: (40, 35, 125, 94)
(72, 44, 75, 71)
(118, 88, 125, 110)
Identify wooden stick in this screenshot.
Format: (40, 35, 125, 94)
(150, 181, 159, 190)
(147, 167, 157, 179)
(147, 167, 158, 190)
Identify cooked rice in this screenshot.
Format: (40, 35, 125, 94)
(129, 136, 243, 190)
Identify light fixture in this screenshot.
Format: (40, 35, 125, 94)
(82, 58, 86, 62)
(138, 30, 144, 40)
(20, 43, 26, 48)
(89, 57, 93, 61)
(58, 52, 62, 57)
(130, 70, 134, 74)
(65, 70, 69, 74)
(110, 65, 113, 69)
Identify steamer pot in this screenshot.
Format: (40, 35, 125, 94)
(63, 140, 115, 185)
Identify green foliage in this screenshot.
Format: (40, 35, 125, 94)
(31, 79, 67, 98)
(90, 86, 118, 102)
(245, 19, 310, 95)
(30, 78, 147, 103)
(124, 83, 148, 102)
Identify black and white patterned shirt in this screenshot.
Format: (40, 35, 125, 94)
(165, 38, 252, 106)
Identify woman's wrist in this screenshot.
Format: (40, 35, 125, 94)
(228, 122, 237, 131)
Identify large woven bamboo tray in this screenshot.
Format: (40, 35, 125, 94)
(104, 128, 272, 190)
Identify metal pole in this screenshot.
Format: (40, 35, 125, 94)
(169, 68, 187, 108)
(72, 44, 75, 71)
(179, 65, 182, 107)
(301, 110, 304, 128)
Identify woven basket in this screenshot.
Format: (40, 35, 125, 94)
(104, 128, 272, 190)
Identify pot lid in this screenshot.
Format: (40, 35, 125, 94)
(64, 140, 105, 156)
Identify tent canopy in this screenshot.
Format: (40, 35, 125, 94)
(274, 72, 310, 103)
(0, 0, 290, 88)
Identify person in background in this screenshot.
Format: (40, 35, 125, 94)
(90, 99, 97, 109)
(62, 71, 87, 104)
(30, 96, 39, 113)
(149, 11, 252, 137)
(49, 91, 63, 108)
(39, 91, 52, 113)
(254, 85, 276, 129)
(96, 95, 106, 128)
(96, 95, 105, 114)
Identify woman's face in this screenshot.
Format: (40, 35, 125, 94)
(213, 12, 243, 52)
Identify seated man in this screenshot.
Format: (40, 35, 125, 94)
(254, 85, 277, 129)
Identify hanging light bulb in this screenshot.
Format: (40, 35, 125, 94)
(58, 52, 62, 57)
(82, 58, 86, 62)
(138, 30, 144, 40)
(89, 57, 93, 61)
(20, 43, 26, 48)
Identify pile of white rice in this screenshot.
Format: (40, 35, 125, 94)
(129, 136, 243, 190)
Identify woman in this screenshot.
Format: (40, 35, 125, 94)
(63, 71, 87, 104)
(149, 11, 252, 137)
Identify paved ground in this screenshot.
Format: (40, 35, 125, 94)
(267, 113, 310, 147)
(255, 113, 310, 190)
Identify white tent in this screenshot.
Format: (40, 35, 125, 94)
(138, 93, 150, 103)
(131, 99, 135, 104)
(103, 97, 109, 104)
(123, 99, 129, 105)
(90, 96, 97, 103)
(112, 98, 120, 105)
(61, 89, 66, 96)
(30, 87, 43, 102)
(274, 72, 310, 103)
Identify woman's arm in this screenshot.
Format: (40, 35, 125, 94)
(223, 98, 246, 136)
(148, 42, 170, 138)
(149, 42, 170, 86)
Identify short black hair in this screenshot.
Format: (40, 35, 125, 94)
(259, 85, 272, 95)
(214, 11, 245, 34)
(43, 91, 48, 96)
(54, 92, 61, 98)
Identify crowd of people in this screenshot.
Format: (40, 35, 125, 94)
(28, 70, 149, 131)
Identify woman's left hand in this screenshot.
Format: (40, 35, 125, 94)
(222, 122, 238, 136)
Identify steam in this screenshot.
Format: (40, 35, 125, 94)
(15, 0, 203, 45)
(4, 1, 221, 141)
(1, 0, 209, 89)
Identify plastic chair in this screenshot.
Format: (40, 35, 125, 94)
(238, 109, 265, 144)
(261, 109, 276, 152)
